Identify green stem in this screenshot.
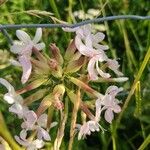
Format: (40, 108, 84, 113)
(0, 112, 22, 150)
(138, 134, 150, 150)
(49, 0, 61, 19)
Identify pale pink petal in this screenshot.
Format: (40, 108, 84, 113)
(102, 95, 112, 106)
(113, 105, 121, 113)
(96, 61, 110, 78)
(106, 86, 123, 96)
(14, 135, 29, 147)
(10, 44, 27, 54)
(19, 55, 32, 84)
(95, 99, 102, 121)
(0, 78, 15, 93)
(88, 121, 99, 132)
(9, 103, 23, 115)
(37, 114, 47, 128)
(9, 59, 21, 66)
(20, 129, 27, 140)
(93, 32, 105, 42)
(85, 34, 93, 49)
(34, 42, 45, 50)
(33, 139, 44, 149)
(87, 57, 98, 80)
(75, 35, 93, 57)
(22, 111, 37, 129)
(107, 59, 123, 76)
(4, 93, 15, 104)
(16, 30, 31, 43)
(33, 28, 42, 43)
(104, 109, 114, 123)
(82, 25, 91, 36)
(78, 122, 89, 140)
(50, 122, 58, 128)
(94, 44, 109, 50)
(37, 127, 51, 141)
(21, 44, 33, 56)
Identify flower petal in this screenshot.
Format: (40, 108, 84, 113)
(93, 32, 105, 42)
(33, 139, 44, 149)
(104, 109, 114, 123)
(113, 104, 121, 113)
(37, 127, 51, 141)
(15, 135, 29, 147)
(75, 35, 93, 57)
(16, 30, 31, 43)
(9, 59, 21, 66)
(33, 28, 42, 43)
(19, 55, 32, 84)
(22, 110, 37, 129)
(107, 59, 123, 76)
(95, 99, 102, 121)
(20, 129, 27, 140)
(37, 114, 47, 128)
(10, 44, 26, 54)
(0, 78, 15, 93)
(96, 61, 111, 78)
(4, 93, 15, 104)
(87, 57, 98, 80)
(34, 42, 45, 51)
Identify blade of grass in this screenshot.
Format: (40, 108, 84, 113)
(138, 134, 150, 150)
(49, 0, 61, 19)
(0, 112, 23, 150)
(121, 20, 138, 71)
(99, 0, 117, 58)
(115, 46, 150, 129)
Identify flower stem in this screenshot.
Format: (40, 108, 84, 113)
(68, 89, 81, 150)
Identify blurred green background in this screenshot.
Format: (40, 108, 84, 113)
(0, 0, 150, 150)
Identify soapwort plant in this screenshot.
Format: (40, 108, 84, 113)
(0, 25, 128, 150)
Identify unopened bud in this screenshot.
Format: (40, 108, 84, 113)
(53, 84, 65, 96)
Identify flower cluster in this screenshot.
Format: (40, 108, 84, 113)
(0, 25, 128, 149)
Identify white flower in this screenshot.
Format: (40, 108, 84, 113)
(21, 112, 57, 141)
(0, 78, 23, 104)
(9, 103, 28, 119)
(77, 120, 100, 140)
(96, 86, 123, 123)
(15, 130, 44, 150)
(63, 25, 124, 80)
(10, 28, 45, 84)
(63, 25, 111, 80)
(107, 59, 123, 76)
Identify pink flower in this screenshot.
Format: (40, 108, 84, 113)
(63, 25, 111, 80)
(15, 130, 44, 150)
(77, 120, 100, 140)
(10, 28, 45, 84)
(107, 59, 123, 76)
(9, 103, 28, 118)
(63, 25, 124, 80)
(96, 86, 123, 123)
(21, 112, 57, 141)
(0, 78, 23, 104)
